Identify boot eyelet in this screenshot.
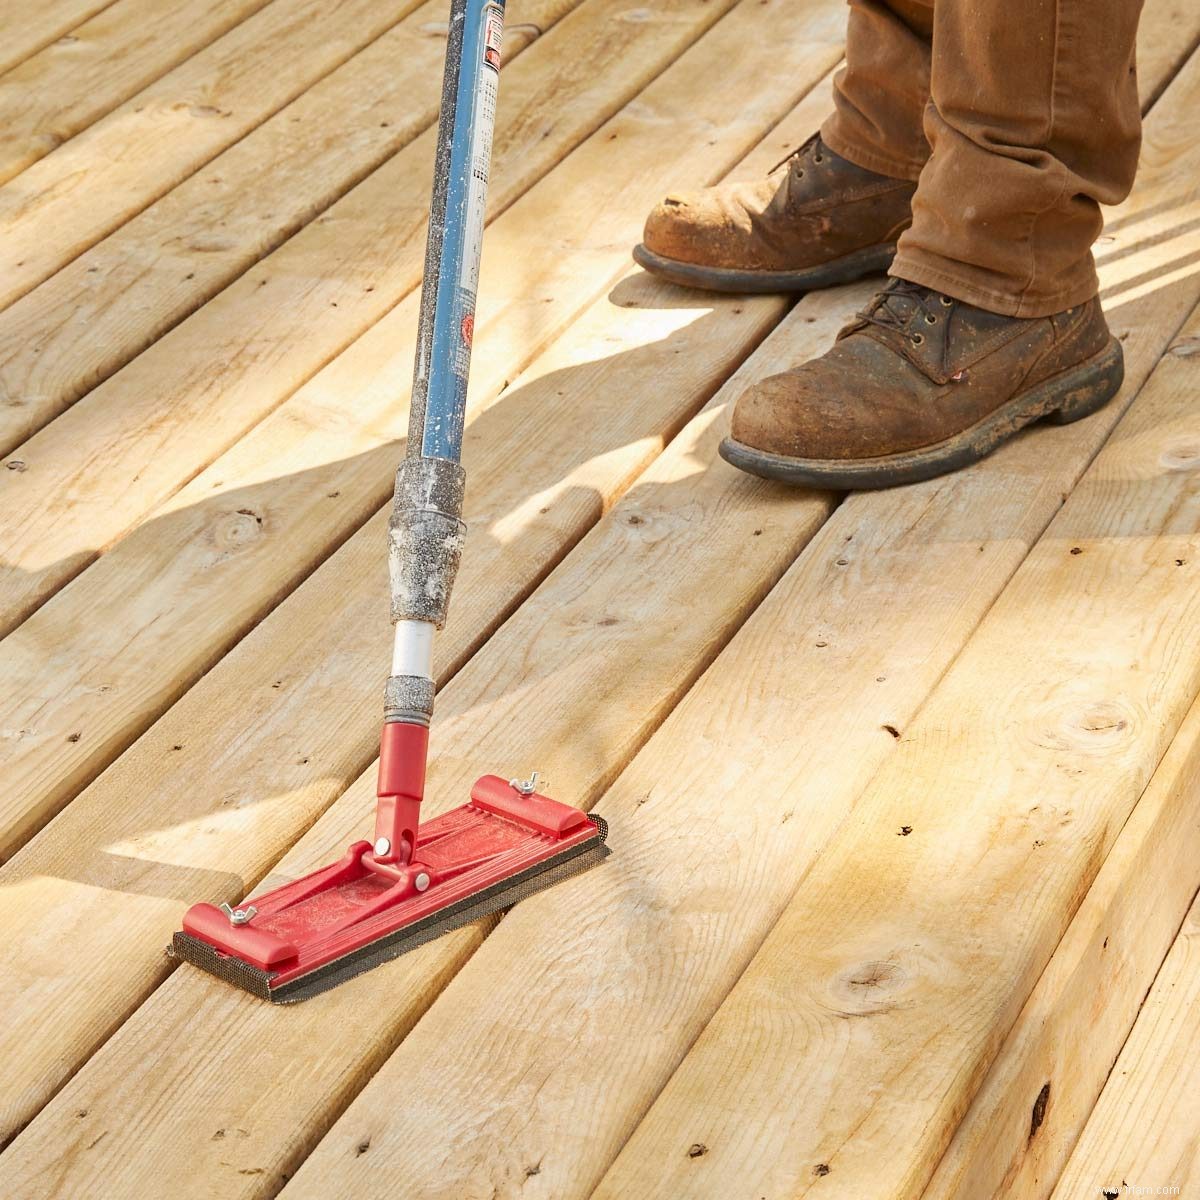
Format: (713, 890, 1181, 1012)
(813, 153, 823, 164)
(911, 333, 925, 346)
(925, 315, 938, 325)
(939, 296, 953, 307)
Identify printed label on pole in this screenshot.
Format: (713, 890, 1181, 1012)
(454, 1, 503, 378)
(484, 3, 503, 71)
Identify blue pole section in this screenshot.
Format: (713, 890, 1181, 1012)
(385, 0, 506, 697)
(420, 0, 505, 462)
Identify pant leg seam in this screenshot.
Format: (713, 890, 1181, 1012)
(1018, 0, 1071, 308)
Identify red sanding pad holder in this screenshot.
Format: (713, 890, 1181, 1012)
(171, 770, 608, 1002)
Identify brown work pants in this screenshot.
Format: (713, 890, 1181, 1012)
(821, 0, 1145, 317)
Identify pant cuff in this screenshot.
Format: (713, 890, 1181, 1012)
(819, 116, 925, 185)
(889, 249, 1101, 318)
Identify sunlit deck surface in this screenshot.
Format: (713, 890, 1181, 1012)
(1, 1, 1199, 1196)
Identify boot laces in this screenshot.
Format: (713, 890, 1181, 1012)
(858, 279, 954, 346)
(769, 132, 826, 176)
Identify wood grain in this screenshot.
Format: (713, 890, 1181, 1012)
(0, 0, 847, 1143)
(275, 49, 1200, 1200)
(0, 0, 771, 639)
(0, 0, 426, 311)
(1136, 0, 1200, 106)
(922, 655, 1200, 1200)
(0, 0, 116, 76)
(917, 45, 1200, 1200)
(1051, 892, 1200, 1200)
(0, 256, 846, 1200)
(0, 0, 568, 455)
(0, 0, 274, 186)
(590, 302, 1200, 1200)
(0, 2, 1196, 1195)
(0, 0, 842, 854)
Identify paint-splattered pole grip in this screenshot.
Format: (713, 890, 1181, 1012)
(387, 0, 505, 654)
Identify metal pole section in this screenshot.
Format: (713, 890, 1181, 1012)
(409, 0, 504, 460)
(385, 0, 506, 727)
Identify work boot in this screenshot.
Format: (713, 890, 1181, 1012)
(633, 134, 915, 293)
(720, 280, 1125, 489)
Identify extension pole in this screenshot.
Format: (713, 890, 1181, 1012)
(376, 0, 506, 866)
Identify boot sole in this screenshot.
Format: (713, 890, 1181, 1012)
(631, 241, 897, 294)
(718, 336, 1125, 491)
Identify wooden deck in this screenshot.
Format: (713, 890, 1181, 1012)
(0, 0, 1198, 1195)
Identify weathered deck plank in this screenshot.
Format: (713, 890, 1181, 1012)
(268, 47, 1200, 1200)
(0, 0, 845, 1145)
(1136, 0, 1200, 105)
(0, 277, 840, 1199)
(0, 0, 428, 311)
(0, 0, 760, 642)
(922, 667, 1200, 1200)
(1051, 890, 1200, 1200)
(6, 0, 1184, 461)
(0, 1, 1196, 1195)
(0, 0, 569, 456)
(0, 0, 117, 76)
(588, 304, 1200, 1200)
(0, 0, 842, 855)
(0, 0, 274, 186)
(0, 0, 590, 856)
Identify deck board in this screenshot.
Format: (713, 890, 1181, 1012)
(0, 0, 831, 856)
(0, 0, 656, 843)
(0, 0, 118, 76)
(1051, 888, 1200, 1199)
(272, 26, 1200, 1200)
(0, 0, 274, 187)
(589, 294, 1200, 1200)
(0, 0, 429, 311)
(923, 663, 1200, 1200)
(0, 0, 1197, 1195)
(0, 0, 502, 455)
(0, 0, 753, 646)
(0, 264, 838, 1200)
(253, 36, 1200, 1198)
(1136, 0, 1200, 106)
(0, 0, 842, 1150)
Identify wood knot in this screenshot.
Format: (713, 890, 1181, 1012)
(830, 959, 909, 1014)
(1069, 702, 1130, 747)
(1161, 441, 1200, 471)
(211, 507, 266, 552)
(1038, 698, 1133, 754)
(187, 236, 235, 254)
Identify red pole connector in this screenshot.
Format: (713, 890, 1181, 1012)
(374, 720, 429, 864)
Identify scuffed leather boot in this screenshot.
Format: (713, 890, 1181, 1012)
(720, 280, 1125, 489)
(633, 134, 915, 293)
